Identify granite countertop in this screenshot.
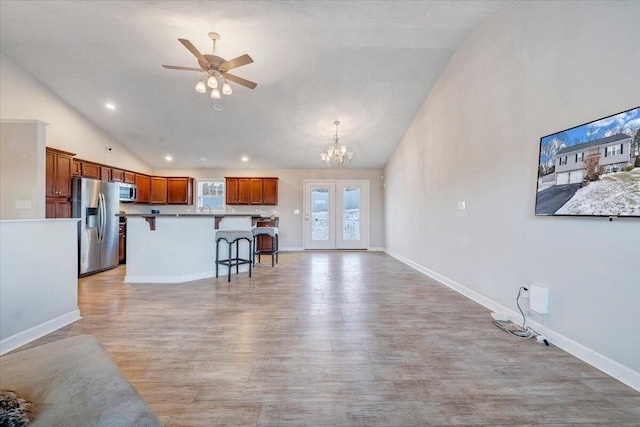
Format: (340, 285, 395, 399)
(119, 213, 278, 219)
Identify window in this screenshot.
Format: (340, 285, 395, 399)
(605, 144, 623, 157)
(559, 156, 567, 165)
(576, 152, 584, 162)
(196, 179, 225, 212)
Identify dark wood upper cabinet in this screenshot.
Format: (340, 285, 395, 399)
(78, 161, 100, 179)
(45, 147, 75, 218)
(167, 177, 193, 205)
(111, 168, 124, 182)
(150, 177, 167, 204)
(225, 177, 279, 205)
(262, 178, 279, 205)
(135, 174, 150, 204)
(45, 148, 74, 199)
(100, 166, 111, 182)
(124, 171, 135, 184)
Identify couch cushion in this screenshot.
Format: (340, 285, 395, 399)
(0, 335, 162, 427)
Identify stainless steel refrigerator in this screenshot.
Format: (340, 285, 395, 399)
(72, 177, 119, 276)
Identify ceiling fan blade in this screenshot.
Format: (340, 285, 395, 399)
(223, 73, 257, 89)
(162, 65, 204, 72)
(178, 38, 211, 69)
(220, 54, 253, 73)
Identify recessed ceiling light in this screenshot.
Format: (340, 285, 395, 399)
(200, 157, 208, 162)
(241, 156, 249, 162)
(213, 104, 223, 111)
(165, 156, 173, 161)
(105, 103, 116, 110)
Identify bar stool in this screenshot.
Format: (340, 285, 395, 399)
(215, 230, 253, 282)
(252, 227, 279, 267)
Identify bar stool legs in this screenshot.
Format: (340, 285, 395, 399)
(252, 227, 279, 267)
(215, 230, 253, 282)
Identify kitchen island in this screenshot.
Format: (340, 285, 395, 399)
(122, 214, 276, 284)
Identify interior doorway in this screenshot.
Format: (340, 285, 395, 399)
(303, 180, 369, 250)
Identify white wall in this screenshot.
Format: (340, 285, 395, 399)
(0, 120, 46, 219)
(133, 167, 385, 250)
(0, 219, 81, 354)
(385, 1, 640, 389)
(0, 53, 151, 174)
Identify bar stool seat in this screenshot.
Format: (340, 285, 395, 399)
(252, 227, 279, 267)
(215, 230, 253, 282)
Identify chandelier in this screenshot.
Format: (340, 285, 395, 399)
(321, 121, 353, 167)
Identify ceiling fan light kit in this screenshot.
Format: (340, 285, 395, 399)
(321, 121, 353, 168)
(162, 31, 256, 101)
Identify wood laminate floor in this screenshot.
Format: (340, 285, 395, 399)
(17, 251, 640, 426)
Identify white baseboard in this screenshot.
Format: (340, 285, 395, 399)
(280, 247, 304, 252)
(383, 248, 640, 392)
(0, 309, 81, 355)
(368, 247, 384, 251)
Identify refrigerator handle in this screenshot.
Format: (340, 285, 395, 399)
(97, 193, 104, 242)
(101, 193, 107, 242)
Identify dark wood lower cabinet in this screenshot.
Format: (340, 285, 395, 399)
(256, 219, 279, 251)
(46, 198, 71, 219)
(118, 224, 126, 264)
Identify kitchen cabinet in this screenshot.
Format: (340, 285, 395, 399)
(124, 171, 135, 184)
(45, 198, 71, 219)
(262, 178, 279, 205)
(226, 177, 278, 205)
(75, 160, 100, 179)
(256, 219, 279, 252)
(46, 148, 75, 218)
(118, 224, 126, 264)
(111, 168, 124, 182)
(46, 148, 74, 199)
(167, 177, 194, 205)
(135, 174, 150, 204)
(100, 166, 111, 182)
(150, 177, 167, 204)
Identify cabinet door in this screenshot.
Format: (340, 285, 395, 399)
(81, 162, 100, 179)
(136, 174, 150, 204)
(46, 151, 56, 197)
(100, 166, 111, 182)
(72, 159, 81, 176)
(111, 168, 124, 182)
(118, 225, 125, 263)
(150, 177, 167, 204)
(262, 178, 278, 205)
(55, 154, 73, 198)
(249, 179, 263, 205)
(225, 178, 238, 205)
(124, 171, 136, 184)
(46, 198, 71, 219)
(238, 178, 251, 204)
(167, 178, 193, 204)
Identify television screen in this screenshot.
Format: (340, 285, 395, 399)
(535, 106, 640, 217)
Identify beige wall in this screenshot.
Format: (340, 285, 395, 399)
(385, 1, 640, 383)
(0, 120, 46, 219)
(0, 53, 151, 174)
(130, 167, 385, 249)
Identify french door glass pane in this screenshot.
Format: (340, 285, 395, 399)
(311, 187, 329, 241)
(343, 187, 360, 241)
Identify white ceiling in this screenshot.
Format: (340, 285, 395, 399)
(0, 1, 512, 170)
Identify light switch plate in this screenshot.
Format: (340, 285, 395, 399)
(457, 201, 466, 210)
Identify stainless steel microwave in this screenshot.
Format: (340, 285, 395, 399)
(118, 183, 137, 202)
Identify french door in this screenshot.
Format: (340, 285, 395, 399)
(304, 180, 369, 250)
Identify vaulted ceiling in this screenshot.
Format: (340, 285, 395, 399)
(0, 1, 512, 169)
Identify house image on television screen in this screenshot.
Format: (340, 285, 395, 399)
(535, 106, 640, 217)
(554, 134, 632, 185)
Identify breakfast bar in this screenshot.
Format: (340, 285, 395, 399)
(122, 214, 276, 284)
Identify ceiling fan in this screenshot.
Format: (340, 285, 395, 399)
(162, 32, 256, 99)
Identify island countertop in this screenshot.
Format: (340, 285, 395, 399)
(120, 213, 278, 230)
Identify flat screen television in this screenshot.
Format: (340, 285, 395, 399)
(535, 106, 640, 217)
